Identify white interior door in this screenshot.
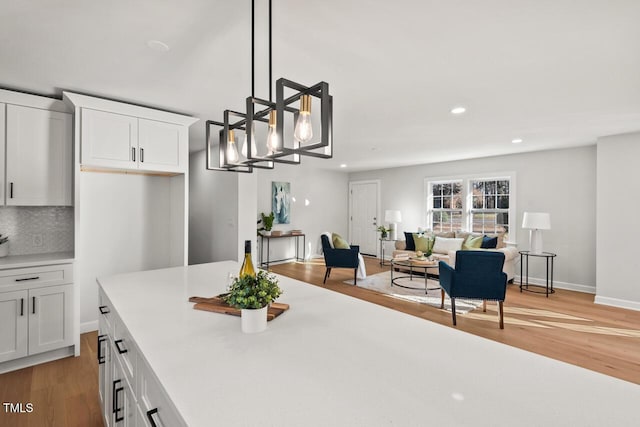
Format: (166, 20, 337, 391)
(349, 181, 379, 256)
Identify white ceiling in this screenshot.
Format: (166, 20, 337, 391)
(2, 0, 640, 171)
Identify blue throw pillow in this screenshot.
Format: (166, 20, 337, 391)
(481, 235, 498, 249)
(404, 232, 416, 251)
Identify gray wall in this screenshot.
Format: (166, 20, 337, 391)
(189, 150, 239, 264)
(350, 146, 597, 292)
(596, 132, 640, 310)
(257, 160, 350, 263)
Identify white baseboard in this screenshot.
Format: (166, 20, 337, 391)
(81, 320, 99, 333)
(514, 275, 595, 294)
(0, 346, 74, 374)
(594, 295, 640, 312)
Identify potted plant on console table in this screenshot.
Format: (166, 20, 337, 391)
(223, 271, 283, 333)
(258, 212, 275, 236)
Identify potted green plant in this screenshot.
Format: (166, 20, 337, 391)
(0, 234, 8, 258)
(377, 226, 389, 239)
(223, 270, 283, 333)
(258, 212, 275, 236)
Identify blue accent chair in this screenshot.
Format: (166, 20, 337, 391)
(321, 234, 360, 285)
(438, 250, 508, 329)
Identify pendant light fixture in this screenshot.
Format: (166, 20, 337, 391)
(206, 0, 333, 173)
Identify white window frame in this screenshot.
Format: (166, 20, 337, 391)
(424, 172, 517, 242)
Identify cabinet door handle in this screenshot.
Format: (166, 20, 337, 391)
(15, 276, 40, 282)
(146, 408, 159, 427)
(32, 297, 36, 314)
(99, 305, 110, 315)
(112, 379, 124, 422)
(140, 147, 144, 163)
(97, 335, 106, 364)
(114, 339, 128, 354)
(132, 147, 136, 162)
(20, 298, 24, 316)
(9, 182, 13, 198)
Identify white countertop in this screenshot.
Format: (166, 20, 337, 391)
(0, 251, 74, 270)
(98, 261, 640, 427)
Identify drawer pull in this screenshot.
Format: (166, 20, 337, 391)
(15, 276, 40, 282)
(10, 182, 13, 198)
(147, 408, 159, 427)
(132, 147, 136, 162)
(97, 335, 106, 364)
(32, 296, 36, 314)
(114, 339, 128, 354)
(112, 379, 124, 422)
(99, 305, 110, 315)
(141, 147, 144, 163)
(20, 298, 24, 316)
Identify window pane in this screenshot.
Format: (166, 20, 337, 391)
(473, 196, 483, 209)
(498, 180, 509, 195)
(485, 181, 496, 195)
(443, 197, 451, 209)
(433, 211, 442, 222)
(453, 182, 462, 195)
(473, 181, 484, 193)
(433, 197, 442, 209)
(443, 183, 452, 195)
(471, 213, 484, 233)
(497, 212, 508, 225)
(485, 196, 496, 209)
(452, 194, 463, 209)
(451, 211, 463, 231)
(497, 196, 509, 209)
(432, 184, 442, 196)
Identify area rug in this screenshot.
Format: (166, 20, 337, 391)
(344, 272, 482, 314)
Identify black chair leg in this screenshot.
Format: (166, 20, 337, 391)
(353, 268, 357, 285)
(451, 298, 457, 326)
(499, 301, 504, 329)
(323, 268, 331, 284)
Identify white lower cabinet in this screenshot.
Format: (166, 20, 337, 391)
(98, 286, 185, 427)
(0, 283, 73, 363)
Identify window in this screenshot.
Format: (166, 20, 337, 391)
(430, 181, 463, 232)
(470, 179, 510, 235)
(426, 174, 515, 240)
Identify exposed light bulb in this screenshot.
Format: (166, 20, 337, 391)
(241, 124, 258, 157)
(226, 130, 239, 163)
(266, 111, 279, 155)
(294, 95, 313, 143)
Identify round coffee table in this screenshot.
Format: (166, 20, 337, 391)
(390, 258, 440, 294)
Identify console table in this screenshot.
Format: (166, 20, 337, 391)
(519, 250, 556, 297)
(379, 238, 397, 266)
(259, 233, 305, 269)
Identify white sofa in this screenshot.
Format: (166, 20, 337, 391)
(392, 231, 518, 282)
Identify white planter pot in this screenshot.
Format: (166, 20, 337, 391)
(262, 230, 271, 236)
(241, 306, 268, 333)
(0, 244, 8, 258)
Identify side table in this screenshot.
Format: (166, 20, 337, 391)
(519, 251, 556, 297)
(379, 238, 397, 266)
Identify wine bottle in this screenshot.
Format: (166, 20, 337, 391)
(239, 240, 256, 278)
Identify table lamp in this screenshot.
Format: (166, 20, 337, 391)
(522, 212, 551, 254)
(385, 210, 402, 240)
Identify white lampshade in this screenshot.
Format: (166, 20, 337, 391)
(522, 212, 551, 230)
(385, 210, 402, 223)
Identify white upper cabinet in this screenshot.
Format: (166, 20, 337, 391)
(138, 118, 187, 173)
(64, 92, 198, 175)
(81, 109, 138, 169)
(5, 104, 73, 206)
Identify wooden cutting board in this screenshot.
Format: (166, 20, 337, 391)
(189, 295, 289, 321)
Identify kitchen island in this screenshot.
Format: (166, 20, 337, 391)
(97, 261, 640, 426)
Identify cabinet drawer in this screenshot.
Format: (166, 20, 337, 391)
(137, 356, 186, 427)
(113, 313, 137, 390)
(0, 264, 73, 291)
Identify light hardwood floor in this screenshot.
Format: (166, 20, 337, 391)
(1, 256, 638, 426)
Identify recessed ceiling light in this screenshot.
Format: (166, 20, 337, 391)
(340, 164, 347, 168)
(147, 40, 170, 52)
(511, 138, 523, 144)
(450, 107, 466, 115)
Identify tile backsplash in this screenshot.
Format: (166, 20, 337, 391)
(0, 207, 74, 256)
